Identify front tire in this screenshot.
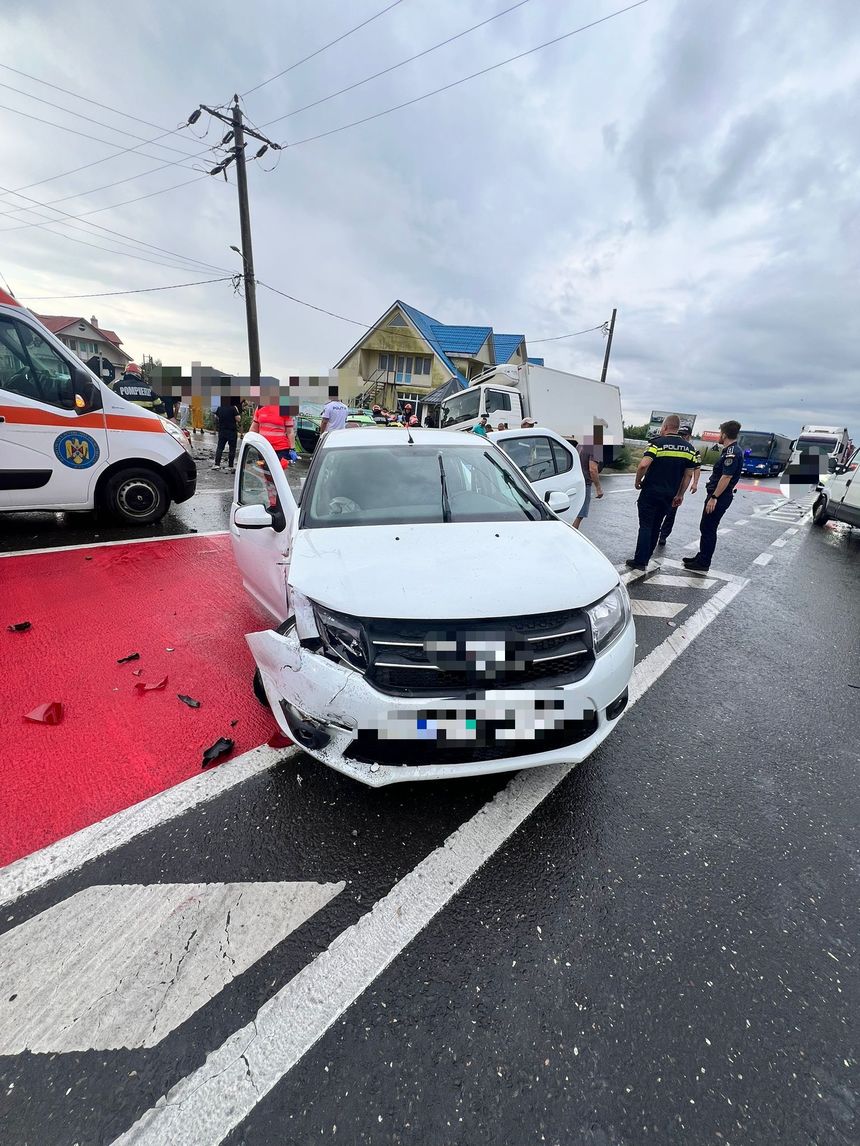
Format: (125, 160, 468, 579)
(104, 468, 170, 524)
(812, 495, 829, 526)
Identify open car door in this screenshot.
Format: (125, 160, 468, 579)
(230, 432, 299, 622)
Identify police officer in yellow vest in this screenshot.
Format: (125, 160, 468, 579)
(112, 362, 165, 416)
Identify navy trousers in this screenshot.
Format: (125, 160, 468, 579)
(634, 489, 673, 565)
(695, 494, 732, 566)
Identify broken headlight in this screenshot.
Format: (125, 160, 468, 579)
(586, 584, 631, 654)
(312, 604, 368, 672)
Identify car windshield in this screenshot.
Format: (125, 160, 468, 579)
(797, 436, 836, 456)
(301, 444, 550, 528)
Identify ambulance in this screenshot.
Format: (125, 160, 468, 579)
(0, 289, 196, 524)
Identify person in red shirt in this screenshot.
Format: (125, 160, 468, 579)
(251, 404, 297, 469)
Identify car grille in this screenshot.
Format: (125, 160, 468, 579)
(363, 608, 594, 696)
(345, 713, 599, 767)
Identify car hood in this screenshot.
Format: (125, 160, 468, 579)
(289, 521, 618, 619)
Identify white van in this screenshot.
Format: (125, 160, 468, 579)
(812, 446, 860, 530)
(0, 290, 195, 524)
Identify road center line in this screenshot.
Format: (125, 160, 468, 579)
(114, 575, 749, 1146)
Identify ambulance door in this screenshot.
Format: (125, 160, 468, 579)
(0, 314, 108, 509)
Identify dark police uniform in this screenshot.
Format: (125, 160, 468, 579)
(691, 440, 743, 568)
(632, 434, 700, 566)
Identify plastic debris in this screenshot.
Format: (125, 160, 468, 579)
(166, 647, 175, 652)
(25, 702, 63, 725)
(117, 652, 140, 664)
(848, 683, 860, 690)
(177, 694, 201, 708)
(230, 719, 239, 728)
(132, 668, 143, 677)
(201, 737, 234, 768)
(267, 731, 291, 748)
(8, 621, 32, 632)
(134, 676, 168, 693)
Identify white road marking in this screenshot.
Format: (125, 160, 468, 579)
(660, 558, 743, 584)
(0, 530, 229, 559)
(630, 600, 686, 618)
(115, 571, 749, 1146)
(785, 528, 798, 535)
(771, 538, 788, 547)
(753, 552, 774, 565)
(0, 744, 299, 910)
(721, 528, 733, 534)
(684, 540, 698, 550)
(649, 574, 717, 590)
(603, 487, 638, 495)
(734, 519, 749, 526)
(0, 881, 342, 1054)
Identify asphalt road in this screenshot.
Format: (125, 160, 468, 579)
(1, 454, 858, 1146)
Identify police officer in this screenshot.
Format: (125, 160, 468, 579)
(112, 362, 165, 415)
(683, 419, 743, 572)
(656, 422, 701, 546)
(626, 413, 699, 570)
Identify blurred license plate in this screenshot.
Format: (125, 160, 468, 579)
(365, 690, 590, 743)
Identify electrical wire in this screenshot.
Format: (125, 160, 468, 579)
(257, 280, 370, 327)
(27, 225, 229, 275)
(530, 324, 607, 343)
(17, 276, 236, 301)
(0, 179, 232, 276)
(241, 0, 407, 97)
(261, 0, 534, 129)
(0, 79, 203, 159)
(281, 0, 650, 149)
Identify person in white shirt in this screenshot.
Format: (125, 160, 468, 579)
(320, 399, 349, 432)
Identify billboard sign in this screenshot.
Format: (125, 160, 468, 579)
(700, 430, 721, 442)
(647, 410, 697, 439)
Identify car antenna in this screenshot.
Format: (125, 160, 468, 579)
(405, 422, 414, 445)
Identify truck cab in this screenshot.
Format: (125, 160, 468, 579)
(0, 289, 196, 524)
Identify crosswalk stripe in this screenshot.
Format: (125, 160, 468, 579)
(649, 574, 717, 589)
(630, 600, 686, 618)
(753, 552, 774, 565)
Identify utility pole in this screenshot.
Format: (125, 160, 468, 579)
(192, 96, 281, 389)
(600, 307, 617, 384)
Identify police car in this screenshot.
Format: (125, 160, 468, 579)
(0, 289, 195, 524)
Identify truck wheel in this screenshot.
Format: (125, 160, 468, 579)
(812, 495, 829, 526)
(104, 468, 170, 524)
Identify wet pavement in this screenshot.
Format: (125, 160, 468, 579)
(2, 460, 858, 1145)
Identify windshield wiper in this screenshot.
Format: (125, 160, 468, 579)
(483, 451, 539, 519)
(437, 452, 452, 523)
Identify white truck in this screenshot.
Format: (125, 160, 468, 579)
(439, 363, 624, 463)
(789, 425, 853, 472)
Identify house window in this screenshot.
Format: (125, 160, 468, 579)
(380, 353, 431, 382)
(387, 314, 407, 327)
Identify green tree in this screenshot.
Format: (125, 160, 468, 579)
(623, 421, 650, 440)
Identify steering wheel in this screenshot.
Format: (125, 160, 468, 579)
(6, 367, 34, 397)
(329, 496, 361, 515)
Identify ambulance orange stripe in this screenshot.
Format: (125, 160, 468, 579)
(0, 405, 166, 433)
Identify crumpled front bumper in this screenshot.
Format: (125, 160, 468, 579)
(247, 621, 636, 787)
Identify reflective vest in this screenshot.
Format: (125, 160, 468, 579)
(255, 405, 295, 451)
(113, 377, 165, 415)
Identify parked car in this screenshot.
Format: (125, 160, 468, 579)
(812, 446, 860, 529)
(345, 414, 376, 427)
(229, 428, 635, 787)
(295, 415, 322, 455)
(489, 426, 586, 525)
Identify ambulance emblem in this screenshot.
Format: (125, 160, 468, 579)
(54, 431, 100, 470)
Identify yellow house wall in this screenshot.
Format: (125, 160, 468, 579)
(337, 326, 453, 400)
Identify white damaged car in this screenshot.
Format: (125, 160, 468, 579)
(230, 428, 635, 786)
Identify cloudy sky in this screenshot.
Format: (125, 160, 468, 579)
(2, 0, 858, 436)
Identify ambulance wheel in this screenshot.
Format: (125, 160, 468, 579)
(812, 495, 829, 526)
(104, 468, 169, 524)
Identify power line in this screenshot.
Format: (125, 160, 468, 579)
(27, 224, 228, 275)
(0, 78, 203, 159)
(241, 0, 407, 97)
(0, 176, 231, 275)
(257, 280, 370, 327)
(0, 173, 212, 229)
(17, 276, 235, 301)
(262, 0, 535, 129)
(530, 324, 607, 344)
(0, 61, 199, 141)
(281, 0, 650, 149)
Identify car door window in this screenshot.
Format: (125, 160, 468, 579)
(498, 435, 556, 481)
(485, 390, 512, 414)
(550, 439, 574, 475)
(239, 444, 283, 513)
(0, 318, 74, 408)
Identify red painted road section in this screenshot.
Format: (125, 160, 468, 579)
(3, 535, 278, 866)
(736, 482, 781, 494)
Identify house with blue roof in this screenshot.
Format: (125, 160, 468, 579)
(334, 300, 531, 413)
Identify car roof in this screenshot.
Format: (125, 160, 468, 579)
(319, 428, 488, 450)
(488, 427, 572, 445)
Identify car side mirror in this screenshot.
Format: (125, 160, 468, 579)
(73, 368, 103, 414)
(545, 490, 571, 513)
(234, 503, 274, 529)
